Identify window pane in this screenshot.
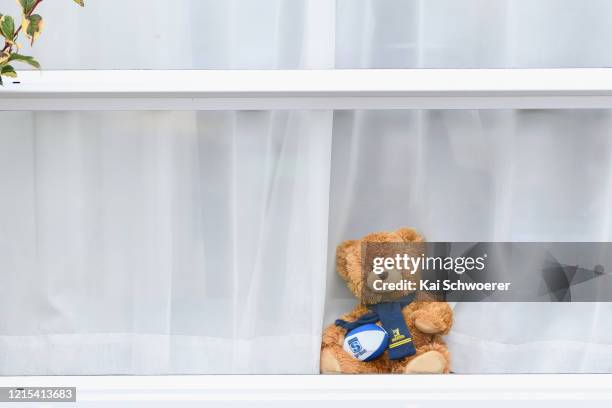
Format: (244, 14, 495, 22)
(15, 0, 612, 69)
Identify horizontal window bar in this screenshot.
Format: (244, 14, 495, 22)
(3, 69, 612, 110)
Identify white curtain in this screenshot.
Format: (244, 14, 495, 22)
(0, 110, 333, 374)
(326, 110, 612, 373)
(3, 0, 612, 374)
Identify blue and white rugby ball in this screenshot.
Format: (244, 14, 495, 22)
(343, 324, 388, 362)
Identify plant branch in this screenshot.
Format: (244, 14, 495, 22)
(2, 0, 44, 52)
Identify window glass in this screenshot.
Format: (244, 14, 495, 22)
(12, 0, 612, 70)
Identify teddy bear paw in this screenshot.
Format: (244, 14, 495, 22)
(403, 351, 447, 374)
(414, 317, 446, 334)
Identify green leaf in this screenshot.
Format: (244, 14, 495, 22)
(73, 0, 85, 6)
(18, 0, 38, 15)
(23, 14, 44, 45)
(8, 53, 40, 69)
(1, 64, 17, 78)
(0, 15, 15, 41)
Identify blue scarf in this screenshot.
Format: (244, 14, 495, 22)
(335, 294, 417, 360)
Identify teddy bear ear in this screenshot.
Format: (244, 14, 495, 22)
(336, 239, 358, 280)
(395, 227, 425, 242)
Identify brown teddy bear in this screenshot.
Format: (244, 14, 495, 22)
(320, 227, 453, 374)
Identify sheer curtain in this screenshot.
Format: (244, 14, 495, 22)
(326, 109, 612, 373)
(2, 0, 612, 374)
(0, 110, 333, 375)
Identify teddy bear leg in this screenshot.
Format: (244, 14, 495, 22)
(320, 323, 390, 374)
(320, 323, 347, 374)
(400, 343, 450, 374)
(320, 342, 389, 374)
(320, 346, 342, 374)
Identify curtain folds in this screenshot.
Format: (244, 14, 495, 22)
(0, 111, 333, 374)
(2, 0, 612, 374)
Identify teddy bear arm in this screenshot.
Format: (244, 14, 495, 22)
(409, 301, 453, 335)
(321, 304, 372, 348)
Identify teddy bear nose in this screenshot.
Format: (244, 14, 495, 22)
(378, 271, 389, 280)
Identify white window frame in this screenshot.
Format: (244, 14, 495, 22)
(0, 374, 610, 404)
(2, 68, 612, 110)
(2, 68, 612, 403)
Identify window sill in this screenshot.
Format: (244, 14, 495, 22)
(0, 374, 610, 404)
